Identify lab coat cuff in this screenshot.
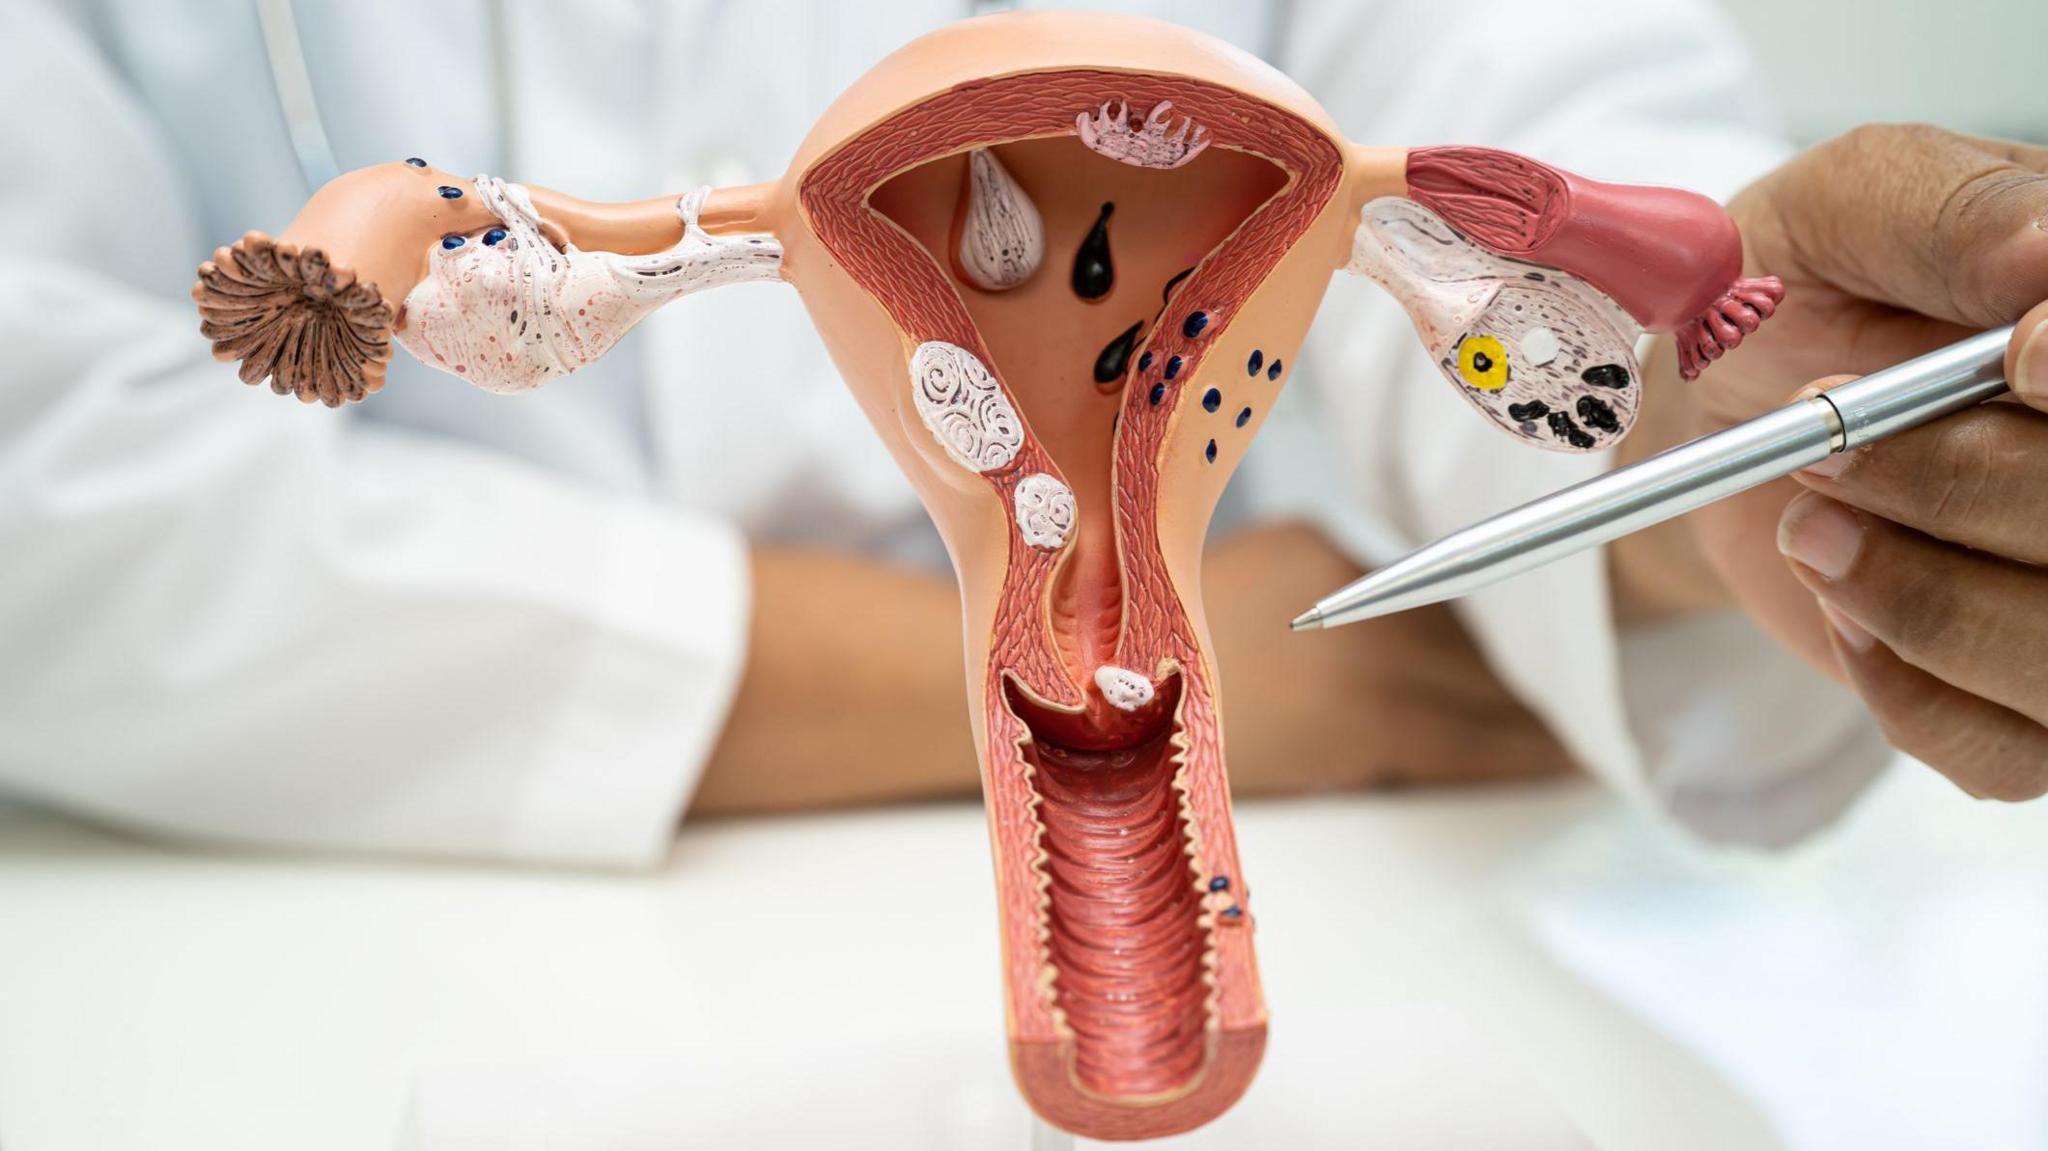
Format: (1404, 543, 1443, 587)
(503, 505, 751, 869)
(1616, 611, 1895, 849)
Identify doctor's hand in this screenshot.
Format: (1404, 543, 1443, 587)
(1617, 124, 2048, 802)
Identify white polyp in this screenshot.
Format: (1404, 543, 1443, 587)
(397, 178, 783, 394)
(909, 341, 1024, 473)
(1521, 325, 1560, 366)
(957, 149, 1045, 292)
(1075, 99, 1210, 170)
(1012, 473, 1075, 549)
(1094, 666, 1156, 712)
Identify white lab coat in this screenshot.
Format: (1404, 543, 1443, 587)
(0, 0, 1889, 867)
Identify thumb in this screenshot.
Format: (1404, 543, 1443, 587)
(1753, 124, 2048, 328)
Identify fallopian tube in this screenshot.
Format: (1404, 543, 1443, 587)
(193, 12, 1780, 1141)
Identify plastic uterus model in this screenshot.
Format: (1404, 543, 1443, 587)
(192, 12, 1780, 1140)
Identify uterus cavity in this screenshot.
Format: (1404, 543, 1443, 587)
(1076, 100, 1210, 169)
(955, 149, 1046, 291)
(397, 179, 783, 394)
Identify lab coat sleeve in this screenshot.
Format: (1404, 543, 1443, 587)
(0, 2, 747, 868)
(1263, 0, 1893, 846)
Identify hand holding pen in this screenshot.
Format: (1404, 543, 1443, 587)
(1309, 125, 2048, 803)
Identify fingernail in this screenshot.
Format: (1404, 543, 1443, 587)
(2019, 324, 2048, 405)
(1819, 601, 1877, 654)
(1778, 492, 1865, 580)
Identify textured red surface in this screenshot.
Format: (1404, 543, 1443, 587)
(1408, 146, 1782, 378)
(800, 67, 1340, 1124)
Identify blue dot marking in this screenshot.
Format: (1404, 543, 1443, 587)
(1205, 439, 1218, 463)
(405, 157, 428, 168)
(1149, 382, 1166, 406)
(1164, 355, 1183, 380)
(1247, 349, 1263, 376)
(1182, 310, 1210, 339)
(1267, 358, 1283, 381)
(1202, 387, 1222, 412)
(437, 185, 463, 199)
(1221, 905, 1244, 920)
(483, 227, 507, 246)
(1138, 351, 1154, 372)
(1236, 406, 1252, 428)
(1209, 876, 1230, 892)
(440, 233, 465, 250)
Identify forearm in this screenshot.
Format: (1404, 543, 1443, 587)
(689, 549, 980, 815)
(1204, 524, 1577, 792)
(692, 523, 1576, 817)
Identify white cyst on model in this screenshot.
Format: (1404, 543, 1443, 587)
(956, 148, 1045, 292)
(1094, 666, 1156, 712)
(1013, 473, 1076, 549)
(909, 340, 1024, 473)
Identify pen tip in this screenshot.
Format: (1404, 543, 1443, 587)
(1289, 607, 1324, 632)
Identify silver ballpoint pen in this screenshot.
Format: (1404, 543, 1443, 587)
(1291, 326, 2015, 631)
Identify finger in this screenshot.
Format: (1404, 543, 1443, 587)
(2008, 297, 2048, 414)
(1777, 491, 2048, 726)
(1817, 602, 2048, 802)
(1759, 124, 2048, 327)
(1794, 402, 2048, 564)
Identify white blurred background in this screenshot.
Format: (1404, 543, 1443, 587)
(1721, 0, 2042, 144)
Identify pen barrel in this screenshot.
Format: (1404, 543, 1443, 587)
(1824, 327, 2014, 448)
(1311, 325, 2019, 627)
(1316, 401, 1840, 623)
(1464, 400, 1839, 574)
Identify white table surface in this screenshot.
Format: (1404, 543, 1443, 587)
(1, 763, 2043, 1150)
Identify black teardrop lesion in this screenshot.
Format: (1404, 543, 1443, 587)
(1161, 266, 1195, 305)
(1546, 411, 1597, 449)
(1093, 321, 1144, 389)
(1507, 400, 1550, 423)
(1202, 387, 1222, 412)
(1072, 202, 1116, 300)
(1582, 363, 1632, 389)
(1576, 394, 1621, 433)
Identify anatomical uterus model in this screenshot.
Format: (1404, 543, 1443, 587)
(193, 12, 1780, 1140)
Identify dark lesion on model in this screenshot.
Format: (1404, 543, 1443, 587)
(1581, 363, 1631, 389)
(1094, 320, 1144, 389)
(1575, 394, 1620, 433)
(1546, 409, 1597, 449)
(1072, 202, 1116, 300)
